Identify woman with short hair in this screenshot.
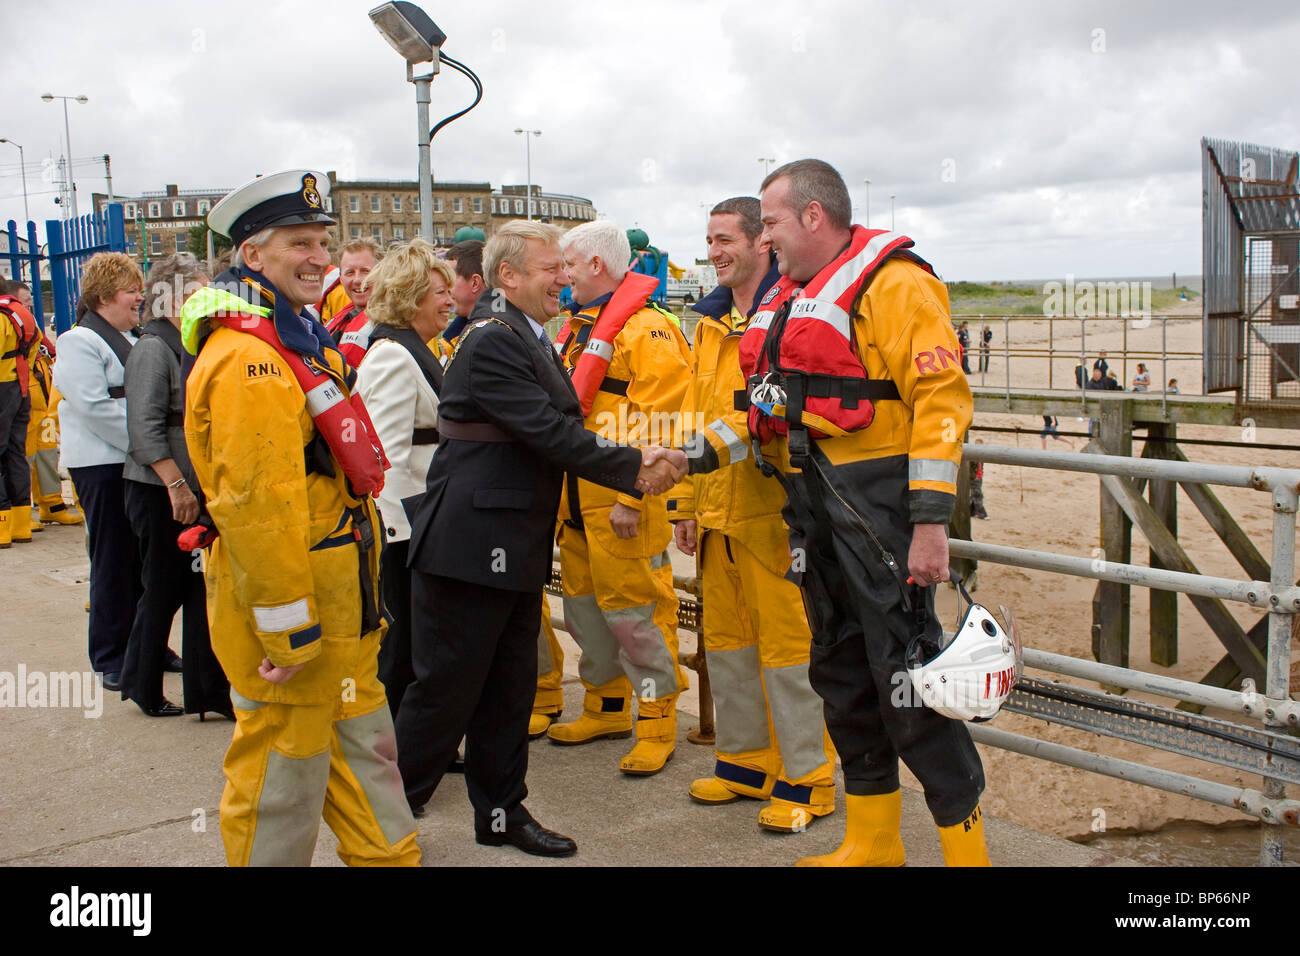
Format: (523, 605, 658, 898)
(53, 252, 144, 690)
(354, 239, 455, 716)
(120, 254, 232, 718)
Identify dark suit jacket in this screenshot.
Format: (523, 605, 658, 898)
(407, 294, 642, 592)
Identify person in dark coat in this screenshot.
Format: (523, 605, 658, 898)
(395, 220, 684, 857)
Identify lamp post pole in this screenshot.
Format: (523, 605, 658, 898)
(890, 193, 896, 231)
(863, 178, 871, 228)
(0, 139, 28, 222)
(758, 157, 776, 178)
(515, 129, 541, 221)
(413, 63, 434, 241)
(41, 94, 88, 220)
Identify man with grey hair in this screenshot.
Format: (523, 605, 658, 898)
(397, 219, 686, 855)
(534, 219, 693, 778)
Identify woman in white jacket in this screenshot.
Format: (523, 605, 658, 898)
(355, 239, 455, 717)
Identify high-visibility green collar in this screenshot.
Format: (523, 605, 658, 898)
(181, 286, 271, 355)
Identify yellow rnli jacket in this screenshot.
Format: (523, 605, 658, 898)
(558, 294, 692, 558)
(693, 257, 970, 526)
(668, 271, 793, 575)
(185, 297, 385, 705)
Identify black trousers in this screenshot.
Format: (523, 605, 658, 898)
(377, 539, 413, 719)
(120, 480, 228, 712)
(394, 573, 540, 826)
(0, 382, 31, 509)
(69, 463, 141, 675)
(783, 450, 984, 828)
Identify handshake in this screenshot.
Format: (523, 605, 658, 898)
(635, 446, 687, 495)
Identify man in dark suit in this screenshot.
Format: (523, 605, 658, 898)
(396, 221, 685, 857)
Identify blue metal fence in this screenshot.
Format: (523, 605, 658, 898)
(46, 205, 127, 334)
(3, 218, 46, 332)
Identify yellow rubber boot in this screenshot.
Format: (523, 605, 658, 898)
(9, 506, 32, 543)
(547, 684, 632, 745)
(937, 805, 991, 867)
(528, 712, 559, 738)
(619, 697, 676, 775)
(38, 497, 83, 525)
(796, 791, 906, 867)
(759, 784, 836, 833)
(0, 509, 10, 549)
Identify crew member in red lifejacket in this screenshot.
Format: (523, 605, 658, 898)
(681, 159, 987, 867)
(326, 237, 384, 367)
(0, 285, 42, 546)
(182, 168, 418, 867)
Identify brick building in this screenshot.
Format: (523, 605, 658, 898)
(327, 172, 597, 247)
(93, 184, 234, 269)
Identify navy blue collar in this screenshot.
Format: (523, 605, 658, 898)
(230, 266, 331, 365)
(567, 291, 613, 315)
(692, 256, 782, 321)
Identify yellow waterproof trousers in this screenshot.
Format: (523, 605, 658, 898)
(557, 522, 686, 720)
(220, 633, 421, 867)
(700, 530, 835, 811)
(533, 603, 565, 716)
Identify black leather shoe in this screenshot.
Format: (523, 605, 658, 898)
(139, 699, 183, 717)
(198, 704, 236, 722)
(102, 672, 121, 692)
(164, 652, 183, 673)
(476, 818, 576, 857)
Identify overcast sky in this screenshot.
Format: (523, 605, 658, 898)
(2, 0, 1297, 280)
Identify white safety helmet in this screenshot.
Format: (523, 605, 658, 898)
(907, 574, 1022, 722)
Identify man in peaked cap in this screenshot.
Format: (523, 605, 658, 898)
(182, 169, 420, 866)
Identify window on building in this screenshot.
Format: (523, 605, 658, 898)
(370, 195, 381, 213)
(513, 199, 523, 215)
(372, 226, 383, 241)
(350, 226, 362, 239)
(473, 197, 483, 214)
(173, 201, 186, 217)
(529, 200, 537, 217)
(324, 197, 333, 213)
(392, 195, 402, 213)
(176, 230, 188, 252)
(393, 225, 404, 240)
(197, 199, 210, 215)
(412, 195, 420, 213)
(433, 198, 443, 213)
(147, 201, 161, 218)
(124, 203, 137, 219)
(540, 201, 549, 216)
(150, 233, 161, 254)
(349, 195, 361, 213)
(126, 237, 136, 252)
(453, 197, 463, 214)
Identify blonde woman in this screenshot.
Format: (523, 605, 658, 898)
(354, 238, 455, 717)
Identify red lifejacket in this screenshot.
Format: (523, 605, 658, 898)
(0, 294, 39, 396)
(334, 310, 375, 369)
(210, 312, 390, 496)
(737, 226, 933, 444)
(558, 271, 660, 416)
(325, 302, 359, 341)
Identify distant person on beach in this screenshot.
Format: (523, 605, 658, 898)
(1131, 363, 1150, 392)
(956, 321, 972, 373)
(1167, 378, 1180, 393)
(1040, 415, 1072, 450)
(979, 323, 992, 372)
(1093, 351, 1109, 377)
(1105, 369, 1122, 390)
(1086, 367, 1106, 390)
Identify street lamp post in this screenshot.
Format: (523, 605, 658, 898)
(863, 178, 871, 229)
(515, 129, 541, 221)
(368, 2, 447, 242)
(40, 93, 88, 220)
(890, 194, 896, 231)
(758, 157, 776, 178)
(0, 139, 29, 222)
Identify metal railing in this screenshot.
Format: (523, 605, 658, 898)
(958, 442, 1299, 865)
(955, 314, 1202, 415)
